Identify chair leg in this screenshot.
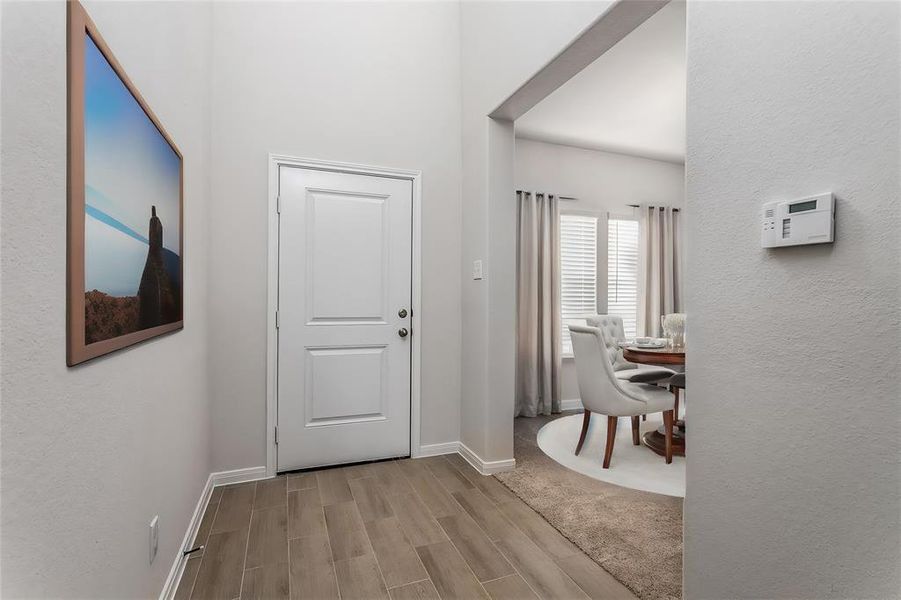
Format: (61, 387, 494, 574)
(603, 416, 618, 469)
(663, 409, 674, 464)
(575, 409, 591, 455)
(673, 387, 680, 420)
(631, 416, 641, 445)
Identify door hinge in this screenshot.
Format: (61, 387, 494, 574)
(274, 426, 279, 445)
(276, 195, 281, 214)
(275, 311, 280, 329)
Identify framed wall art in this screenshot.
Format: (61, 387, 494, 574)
(67, 1, 184, 366)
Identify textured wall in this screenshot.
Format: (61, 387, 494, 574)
(0, 2, 212, 596)
(683, 1, 901, 597)
(207, 1, 462, 471)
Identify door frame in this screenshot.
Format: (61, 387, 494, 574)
(266, 154, 423, 476)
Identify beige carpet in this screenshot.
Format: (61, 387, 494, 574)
(494, 412, 683, 600)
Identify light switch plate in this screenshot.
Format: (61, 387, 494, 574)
(472, 259, 483, 280)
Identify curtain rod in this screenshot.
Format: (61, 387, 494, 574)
(516, 190, 577, 200)
(628, 204, 680, 212)
(516, 192, 679, 210)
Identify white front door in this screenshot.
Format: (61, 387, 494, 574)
(277, 166, 412, 471)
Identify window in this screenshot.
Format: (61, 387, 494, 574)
(560, 214, 598, 355)
(607, 218, 639, 337)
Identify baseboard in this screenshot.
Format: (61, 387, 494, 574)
(158, 466, 269, 600)
(416, 441, 515, 475)
(210, 465, 268, 487)
(560, 398, 583, 411)
(458, 442, 516, 475)
(158, 473, 214, 600)
(416, 441, 460, 458)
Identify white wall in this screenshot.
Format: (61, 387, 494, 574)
(514, 138, 685, 402)
(207, 1, 462, 471)
(0, 1, 212, 597)
(460, 0, 614, 463)
(515, 138, 684, 213)
(684, 1, 901, 597)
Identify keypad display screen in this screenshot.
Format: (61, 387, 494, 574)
(789, 199, 817, 213)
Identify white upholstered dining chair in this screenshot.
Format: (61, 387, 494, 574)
(585, 315, 674, 384)
(569, 323, 677, 467)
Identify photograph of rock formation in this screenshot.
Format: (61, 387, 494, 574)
(84, 205, 181, 344)
(82, 33, 182, 346)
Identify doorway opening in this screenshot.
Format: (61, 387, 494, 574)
(489, 1, 687, 598)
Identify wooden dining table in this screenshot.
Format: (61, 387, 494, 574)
(622, 345, 685, 457)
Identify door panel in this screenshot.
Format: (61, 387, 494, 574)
(278, 166, 412, 471)
(305, 189, 388, 323)
(304, 346, 387, 425)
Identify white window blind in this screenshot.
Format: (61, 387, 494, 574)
(560, 214, 598, 355)
(607, 218, 639, 338)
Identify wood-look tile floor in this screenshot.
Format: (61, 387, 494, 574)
(177, 454, 635, 600)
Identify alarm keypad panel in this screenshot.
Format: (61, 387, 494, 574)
(761, 193, 834, 248)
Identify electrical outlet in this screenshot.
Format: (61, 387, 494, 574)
(149, 516, 159, 564)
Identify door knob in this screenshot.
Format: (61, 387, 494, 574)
(398, 308, 408, 318)
(398, 328, 409, 338)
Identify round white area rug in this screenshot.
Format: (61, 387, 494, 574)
(537, 411, 685, 497)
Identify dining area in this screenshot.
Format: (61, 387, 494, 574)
(509, 194, 688, 594)
(513, 196, 687, 496)
(569, 313, 687, 469)
(503, 311, 687, 600)
(502, 312, 688, 600)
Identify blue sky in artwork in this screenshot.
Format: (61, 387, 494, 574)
(84, 33, 180, 295)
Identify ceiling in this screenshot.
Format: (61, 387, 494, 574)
(515, 1, 686, 164)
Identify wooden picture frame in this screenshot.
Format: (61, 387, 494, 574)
(67, 0, 184, 366)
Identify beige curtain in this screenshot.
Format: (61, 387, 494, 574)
(515, 191, 561, 417)
(638, 205, 684, 337)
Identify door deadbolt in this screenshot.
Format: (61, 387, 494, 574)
(398, 328, 409, 338)
(398, 308, 408, 318)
